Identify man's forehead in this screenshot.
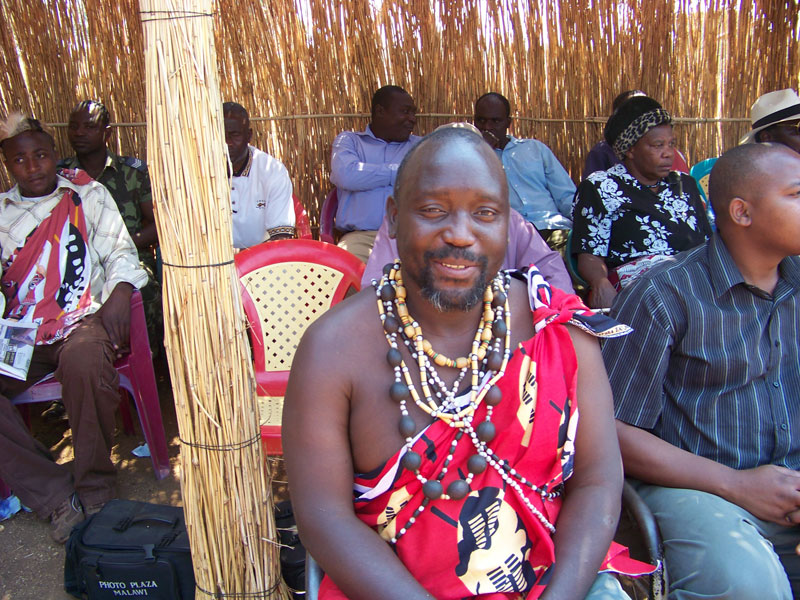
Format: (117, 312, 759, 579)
(388, 92, 414, 107)
(402, 144, 505, 198)
(70, 106, 105, 125)
(224, 115, 247, 130)
(475, 97, 506, 114)
(3, 131, 52, 153)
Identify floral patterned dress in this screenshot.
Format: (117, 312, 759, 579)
(572, 163, 712, 270)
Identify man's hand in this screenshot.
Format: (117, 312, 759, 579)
(481, 130, 500, 149)
(725, 465, 800, 525)
(588, 277, 617, 309)
(95, 283, 134, 358)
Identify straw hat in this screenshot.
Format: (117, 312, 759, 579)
(739, 88, 800, 144)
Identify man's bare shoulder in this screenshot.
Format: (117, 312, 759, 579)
(299, 286, 383, 358)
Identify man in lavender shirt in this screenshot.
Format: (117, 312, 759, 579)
(363, 208, 574, 293)
(330, 85, 421, 262)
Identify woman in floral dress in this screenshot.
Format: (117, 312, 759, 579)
(573, 96, 712, 308)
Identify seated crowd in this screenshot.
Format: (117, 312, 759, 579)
(1, 84, 799, 600)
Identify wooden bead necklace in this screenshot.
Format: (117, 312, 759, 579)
(374, 261, 558, 543)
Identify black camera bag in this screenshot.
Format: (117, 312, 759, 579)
(64, 499, 195, 599)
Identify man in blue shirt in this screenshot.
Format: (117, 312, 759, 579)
(473, 92, 576, 254)
(603, 143, 800, 599)
(330, 85, 421, 262)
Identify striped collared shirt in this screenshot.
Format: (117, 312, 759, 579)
(603, 234, 800, 470)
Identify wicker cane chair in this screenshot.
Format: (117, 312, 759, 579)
(234, 239, 364, 455)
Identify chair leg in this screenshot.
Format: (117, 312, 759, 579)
(124, 367, 170, 481)
(0, 477, 11, 500)
(622, 480, 668, 600)
(118, 389, 135, 435)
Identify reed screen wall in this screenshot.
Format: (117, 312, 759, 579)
(0, 0, 797, 226)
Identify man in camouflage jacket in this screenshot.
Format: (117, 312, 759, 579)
(60, 100, 162, 353)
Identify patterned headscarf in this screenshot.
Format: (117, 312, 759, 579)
(604, 96, 672, 160)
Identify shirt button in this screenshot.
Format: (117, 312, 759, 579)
(773, 382, 780, 388)
(781, 424, 788, 431)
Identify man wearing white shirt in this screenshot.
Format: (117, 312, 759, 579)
(224, 102, 295, 249)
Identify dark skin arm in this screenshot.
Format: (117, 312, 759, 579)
(132, 201, 158, 250)
(539, 327, 623, 600)
(94, 282, 133, 358)
(285, 294, 622, 599)
(617, 421, 800, 525)
(577, 253, 617, 309)
(283, 308, 434, 600)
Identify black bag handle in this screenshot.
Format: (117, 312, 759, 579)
(114, 514, 178, 532)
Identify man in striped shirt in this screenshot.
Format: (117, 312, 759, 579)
(602, 143, 800, 599)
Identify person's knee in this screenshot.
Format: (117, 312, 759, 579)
(56, 335, 117, 388)
(635, 486, 791, 600)
(664, 539, 791, 599)
(584, 572, 630, 600)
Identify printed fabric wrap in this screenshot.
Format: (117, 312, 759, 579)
(320, 266, 652, 600)
(1, 169, 94, 344)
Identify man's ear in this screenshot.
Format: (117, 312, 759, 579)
(386, 195, 399, 239)
(103, 127, 112, 145)
(245, 127, 253, 145)
(729, 197, 752, 227)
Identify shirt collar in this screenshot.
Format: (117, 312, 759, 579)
(62, 150, 117, 174)
(707, 233, 800, 300)
(501, 134, 519, 150)
(707, 234, 745, 298)
(361, 125, 418, 145)
(1, 174, 79, 207)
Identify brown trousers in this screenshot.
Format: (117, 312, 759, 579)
(0, 316, 120, 517)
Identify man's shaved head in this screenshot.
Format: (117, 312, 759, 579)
(709, 143, 795, 223)
(223, 101, 250, 126)
(393, 127, 507, 203)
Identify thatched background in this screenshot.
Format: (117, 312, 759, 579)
(0, 0, 798, 228)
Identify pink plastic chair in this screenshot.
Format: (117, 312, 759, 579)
(319, 189, 338, 244)
(293, 194, 313, 240)
(235, 239, 364, 454)
(0, 290, 169, 501)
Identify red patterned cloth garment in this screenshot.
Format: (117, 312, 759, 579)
(1, 169, 94, 344)
(319, 267, 654, 600)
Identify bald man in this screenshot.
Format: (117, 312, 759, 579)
(603, 144, 800, 598)
(284, 127, 647, 600)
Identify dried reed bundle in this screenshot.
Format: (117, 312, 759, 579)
(140, 0, 288, 597)
(0, 0, 797, 222)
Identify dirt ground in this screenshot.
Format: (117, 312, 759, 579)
(0, 358, 289, 600)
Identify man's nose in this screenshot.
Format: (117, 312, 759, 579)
(24, 157, 39, 173)
(442, 212, 476, 246)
